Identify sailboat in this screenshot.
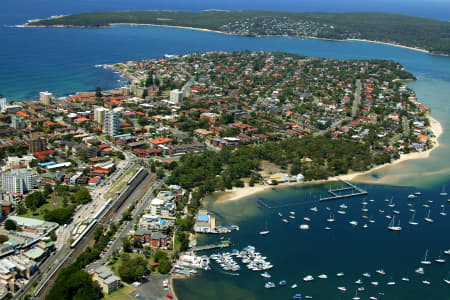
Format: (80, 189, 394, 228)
(440, 184, 448, 196)
(444, 272, 450, 284)
(352, 290, 360, 300)
(420, 249, 432, 265)
(388, 215, 402, 231)
(408, 212, 419, 225)
(424, 209, 434, 223)
(259, 218, 270, 235)
(435, 251, 446, 263)
(440, 205, 447, 216)
(327, 212, 335, 222)
(388, 197, 395, 208)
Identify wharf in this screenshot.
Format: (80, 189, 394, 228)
(192, 241, 231, 252)
(320, 180, 367, 201)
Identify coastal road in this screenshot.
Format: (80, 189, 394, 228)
(352, 79, 362, 118)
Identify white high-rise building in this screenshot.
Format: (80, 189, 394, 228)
(1, 169, 34, 195)
(169, 89, 183, 104)
(103, 111, 119, 137)
(0, 98, 6, 111)
(11, 115, 25, 129)
(94, 107, 108, 124)
(40, 91, 53, 105)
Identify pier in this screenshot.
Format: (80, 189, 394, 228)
(192, 241, 231, 252)
(319, 180, 367, 201)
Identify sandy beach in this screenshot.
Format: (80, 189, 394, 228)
(216, 115, 442, 203)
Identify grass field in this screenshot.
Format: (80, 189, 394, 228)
(103, 165, 139, 200)
(103, 283, 135, 300)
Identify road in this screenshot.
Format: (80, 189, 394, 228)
(352, 79, 362, 118)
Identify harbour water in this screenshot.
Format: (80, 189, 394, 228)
(1, 1, 450, 299)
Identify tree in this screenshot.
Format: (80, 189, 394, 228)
(44, 183, 53, 197)
(16, 203, 27, 215)
(44, 207, 74, 224)
(25, 191, 46, 211)
(95, 86, 102, 98)
(74, 189, 91, 204)
(0, 235, 8, 243)
(122, 238, 132, 252)
(4, 220, 17, 231)
(118, 256, 149, 283)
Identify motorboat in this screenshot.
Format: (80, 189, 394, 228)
(310, 207, 319, 213)
(415, 267, 425, 275)
(363, 272, 371, 278)
(339, 204, 348, 209)
(422, 280, 431, 285)
(324, 226, 332, 230)
(337, 210, 346, 215)
(265, 282, 275, 288)
(336, 272, 344, 277)
(299, 224, 310, 230)
(318, 274, 328, 279)
(279, 280, 287, 286)
(349, 221, 358, 226)
(352, 290, 360, 300)
(376, 269, 386, 275)
(387, 281, 396, 286)
(304, 217, 311, 222)
(282, 219, 289, 223)
(261, 272, 271, 278)
(408, 194, 416, 199)
(303, 275, 314, 282)
(337, 286, 347, 292)
(355, 279, 363, 284)
(370, 281, 379, 286)
(291, 284, 298, 289)
(401, 277, 410, 282)
(293, 294, 302, 299)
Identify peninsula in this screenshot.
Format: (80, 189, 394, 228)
(25, 10, 450, 56)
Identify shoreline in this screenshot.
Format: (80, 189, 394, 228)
(21, 22, 448, 57)
(215, 115, 442, 203)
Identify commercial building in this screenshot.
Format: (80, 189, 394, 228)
(94, 106, 108, 124)
(194, 210, 216, 233)
(169, 89, 183, 104)
(11, 115, 25, 130)
(0, 98, 6, 112)
(103, 111, 119, 137)
(39, 91, 52, 105)
(28, 137, 47, 153)
(0, 169, 34, 195)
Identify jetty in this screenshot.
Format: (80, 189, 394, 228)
(320, 180, 367, 201)
(192, 240, 231, 252)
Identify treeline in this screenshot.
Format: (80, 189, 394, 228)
(28, 10, 450, 55)
(168, 136, 393, 195)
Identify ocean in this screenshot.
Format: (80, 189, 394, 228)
(1, 0, 450, 299)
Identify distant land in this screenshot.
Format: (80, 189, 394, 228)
(26, 10, 450, 56)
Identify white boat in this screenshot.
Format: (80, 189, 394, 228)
(370, 281, 379, 286)
(388, 197, 395, 208)
(265, 282, 275, 288)
(388, 216, 402, 231)
(336, 272, 344, 277)
(409, 212, 419, 225)
(444, 249, 450, 255)
(291, 284, 298, 289)
(435, 253, 446, 263)
(278, 212, 282, 217)
(422, 280, 431, 285)
(327, 212, 335, 222)
(362, 272, 371, 278)
(355, 279, 363, 284)
(337, 210, 346, 215)
(303, 275, 314, 282)
(376, 269, 386, 275)
(259, 218, 270, 235)
(378, 209, 385, 213)
(261, 272, 271, 278)
(393, 210, 400, 215)
(444, 272, 450, 284)
(423, 204, 430, 208)
(352, 290, 360, 300)
(415, 267, 425, 275)
(357, 287, 365, 292)
(415, 192, 421, 196)
(324, 226, 332, 230)
(289, 211, 296, 215)
(362, 215, 368, 219)
(369, 297, 378, 300)
(440, 184, 448, 196)
(349, 220, 358, 226)
(386, 215, 392, 219)
(424, 209, 434, 223)
(421, 249, 432, 265)
(387, 281, 396, 285)
(363, 224, 368, 229)
(409, 208, 416, 213)
(299, 224, 310, 230)
(304, 217, 311, 222)
(440, 206, 447, 216)
(318, 274, 328, 279)
(369, 199, 375, 203)
(337, 286, 347, 292)
(369, 216, 375, 223)
(408, 194, 416, 199)
(339, 204, 348, 209)
(401, 277, 410, 282)
(310, 206, 318, 213)
(289, 215, 296, 219)
(282, 219, 289, 223)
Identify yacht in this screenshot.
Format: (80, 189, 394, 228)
(291, 284, 298, 289)
(349, 220, 358, 226)
(408, 212, 419, 225)
(376, 269, 386, 275)
(440, 184, 448, 196)
(421, 249, 432, 265)
(444, 272, 450, 284)
(327, 212, 335, 222)
(265, 282, 275, 288)
(337, 287, 347, 292)
(440, 205, 447, 216)
(261, 272, 271, 278)
(388, 216, 402, 231)
(318, 274, 328, 279)
(303, 275, 314, 282)
(415, 267, 425, 275)
(424, 209, 434, 223)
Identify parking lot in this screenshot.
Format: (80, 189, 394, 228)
(129, 274, 172, 300)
